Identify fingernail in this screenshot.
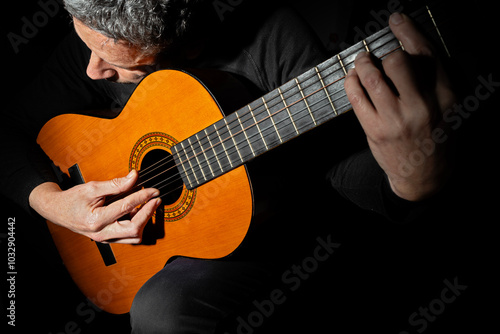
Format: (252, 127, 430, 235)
(390, 12, 404, 25)
(152, 190, 160, 197)
(126, 170, 135, 179)
(155, 198, 162, 206)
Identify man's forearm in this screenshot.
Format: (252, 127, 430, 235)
(29, 182, 64, 224)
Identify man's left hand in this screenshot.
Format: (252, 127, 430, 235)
(344, 12, 455, 201)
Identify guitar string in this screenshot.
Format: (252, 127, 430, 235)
(133, 7, 440, 183)
(172, 14, 447, 185)
(138, 11, 441, 184)
(153, 31, 396, 170)
(151, 33, 416, 187)
(151, 43, 407, 198)
(132, 38, 398, 193)
(154, 12, 447, 196)
(143, 5, 440, 174)
(106, 9, 445, 203)
(121, 28, 427, 201)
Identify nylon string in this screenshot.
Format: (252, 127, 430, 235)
(105, 7, 443, 202)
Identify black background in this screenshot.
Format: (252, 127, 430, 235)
(2, 0, 498, 333)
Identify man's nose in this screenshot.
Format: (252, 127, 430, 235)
(86, 52, 116, 80)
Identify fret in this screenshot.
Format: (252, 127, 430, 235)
(214, 121, 233, 168)
(314, 66, 337, 116)
(190, 134, 210, 181)
(261, 97, 282, 144)
(247, 104, 268, 151)
(426, 5, 450, 57)
(294, 78, 317, 126)
(201, 128, 216, 177)
(192, 134, 207, 181)
(315, 56, 351, 116)
(277, 87, 299, 135)
(223, 117, 243, 164)
(170, 4, 444, 191)
(211, 122, 234, 174)
(186, 139, 201, 185)
(204, 126, 224, 176)
(362, 39, 370, 52)
(365, 27, 399, 59)
(236, 113, 255, 158)
(178, 141, 195, 187)
(261, 89, 297, 144)
(337, 54, 347, 76)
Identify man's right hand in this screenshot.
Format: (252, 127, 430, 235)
(29, 170, 161, 244)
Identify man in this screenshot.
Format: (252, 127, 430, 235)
(1, 0, 454, 332)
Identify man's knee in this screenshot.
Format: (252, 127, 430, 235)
(130, 269, 188, 333)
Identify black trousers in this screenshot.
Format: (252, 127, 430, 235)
(129, 256, 274, 333)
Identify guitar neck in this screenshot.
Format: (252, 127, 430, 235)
(172, 5, 448, 190)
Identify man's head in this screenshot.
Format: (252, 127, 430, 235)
(64, 0, 204, 83)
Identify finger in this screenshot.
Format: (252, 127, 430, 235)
(389, 13, 455, 112)
(344, 67, 379, 131)
(382, 51, 423, 105)
(98, 198, 162, 244)
(389, 13, 434, 57)
(100, 187, 160, 224)
(352, 52, 398, 114)
(87, 170, 139, 200)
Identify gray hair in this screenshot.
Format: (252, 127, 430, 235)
(63, 0, 206, 54)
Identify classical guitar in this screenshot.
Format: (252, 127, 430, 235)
(37, 5, 450, 314)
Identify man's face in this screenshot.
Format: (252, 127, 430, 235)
(73, 18, 158, 84)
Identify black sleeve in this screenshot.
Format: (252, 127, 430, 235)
(0, 30, 111, 213)
(327, 149, 430, 222)
(194, 5, 329, 93)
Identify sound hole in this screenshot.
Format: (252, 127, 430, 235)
(139, 149, 183, 205)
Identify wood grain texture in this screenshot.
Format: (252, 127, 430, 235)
(37, 70, 253, 314)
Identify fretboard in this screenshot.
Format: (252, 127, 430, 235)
(172, 5, 447, 190)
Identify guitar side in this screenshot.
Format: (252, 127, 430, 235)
(37, 70, 253, 314)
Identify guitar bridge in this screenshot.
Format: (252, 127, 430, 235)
(69, 163, 117, 267)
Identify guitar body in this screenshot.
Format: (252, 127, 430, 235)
(37, 70, 253, 314)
